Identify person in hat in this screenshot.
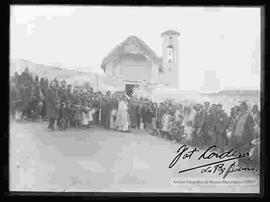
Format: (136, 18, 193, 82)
(201, 101, 214, 147)
(57, 80, 69, 130)
(227, 106, 240, 143)
(192, 104, 205, 148)
(73, 102, 82, 129)
(46, 80, 60, 132)
(101, 90, 112, 129)
(92, 94, 101, 126)
(214, 104, 230, 152)
(59, 101, 68, 130)
(64, 100, 73, 129)
(13, 83, 28, 122)
(230, 101, 255, 166)
(208, 103, 218, 146)
(27, 81, 40, 121)
(40, 77, 49, 120)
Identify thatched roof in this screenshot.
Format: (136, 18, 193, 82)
(101, 36, 162, 72)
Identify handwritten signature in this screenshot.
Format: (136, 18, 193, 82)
(169, 145, 257, 178)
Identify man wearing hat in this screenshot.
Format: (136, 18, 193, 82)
(214, 104, 230, 152)
(192, 104, 205, 148)
(201, 101, 214, 147)
(230, 101, 255, 166)
(46, 80, 60, 131)
(101, 90, 112, 129)
(56, 80, 68, 129)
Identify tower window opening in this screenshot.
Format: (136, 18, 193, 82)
(167, 45, 174, 64)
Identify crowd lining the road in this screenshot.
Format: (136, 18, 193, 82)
(10, 68, 260, 170)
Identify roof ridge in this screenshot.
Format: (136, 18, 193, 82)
(101, 35, 161, 71)
(127, 36, 161, 62)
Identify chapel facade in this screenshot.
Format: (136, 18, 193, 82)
(101, 30, 180, 92)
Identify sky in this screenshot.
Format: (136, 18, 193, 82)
(10, 6, 261, 91)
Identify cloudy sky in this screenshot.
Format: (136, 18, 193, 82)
(10, 6, 261, 91)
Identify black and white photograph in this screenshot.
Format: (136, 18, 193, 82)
(9, 5, 261, 193)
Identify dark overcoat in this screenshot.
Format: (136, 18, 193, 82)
(14, 85, 29, 111)
(201, 110, 214, 134)
(128, 103, 138, 127)
(215, 111, 230, 149)
(46, 87, 60, 119)
(101, 97, 111, 128)
(231, 113, 255, 153)
(58, 87, 67, 103)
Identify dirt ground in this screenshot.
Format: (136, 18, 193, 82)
(9, 120, 260, 193)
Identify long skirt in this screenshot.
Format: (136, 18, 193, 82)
(81, 112, 89, 126)
(88, 108, 95, 123)
(115, 109, 129, 131)
(129, 110, 138, 128)
(73, 111, 82, 122)
(14, 100, 26, 112)
(152, 118, 157, 130)
(183, 126, 194, 145)
(110, 109, 117, 129)
(15, 110, 23, 121)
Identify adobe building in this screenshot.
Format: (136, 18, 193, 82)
(101, 30, 180, 95)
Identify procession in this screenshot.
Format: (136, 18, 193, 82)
(9, 67, 261, 170)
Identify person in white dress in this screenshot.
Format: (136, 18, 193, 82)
(81, 107, 89, 127)
(110, 109, 117, 129)
(115, 96, 129, 132)
(162, 110, 172, 138)
(182, 106, 196, 145)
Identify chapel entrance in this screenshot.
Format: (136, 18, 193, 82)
(125, 84, 137, 97)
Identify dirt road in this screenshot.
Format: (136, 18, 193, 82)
(9, 121, 259, 193)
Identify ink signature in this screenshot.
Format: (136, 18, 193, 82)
(169, 145, 258, 178)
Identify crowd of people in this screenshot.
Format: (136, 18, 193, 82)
(10, 68, 260, 169)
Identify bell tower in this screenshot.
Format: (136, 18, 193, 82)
(161, 30, 180, 89)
